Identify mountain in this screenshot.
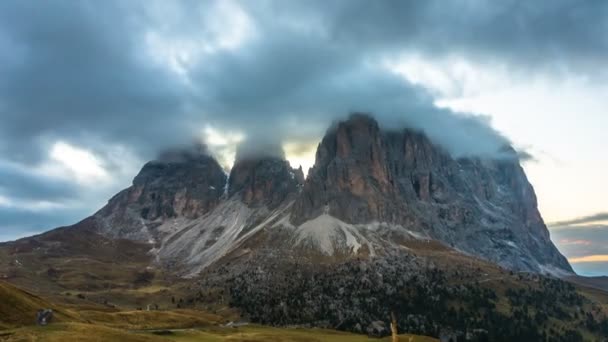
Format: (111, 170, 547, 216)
(54, 114, 570, 276)
(291, 114, 571, 274)
(3, 114, 599, 341)
(81, 146, 304, 275)
(94, 146, 227, 242)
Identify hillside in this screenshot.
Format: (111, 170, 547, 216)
(0, 280, 437, 342)
(568, 275, 608, 292)
(1, 323, 438, 342)
(198, 238, 607, 341)
(0, 280, 78, 329)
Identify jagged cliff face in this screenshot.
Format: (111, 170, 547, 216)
(89, 150, 304, 275)
(229, 158, 304, 208)
(292, 114, 571, 273)
(94, 152, 227, 241)
(26, 114, 571, 276)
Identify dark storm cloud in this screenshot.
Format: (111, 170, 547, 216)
(2, 0, 606, 165)
(0, 206, 92, 242)
(0, 0, 606, 240)
(187, 5, 513, 157)
(0, 1, 190, 164)
(186, 0, 608, 155)
(299, 0, 608, 75)
(0, 163, 79, 201)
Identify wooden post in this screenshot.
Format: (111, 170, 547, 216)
(391, 311, 399, 342)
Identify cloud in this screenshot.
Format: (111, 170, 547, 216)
(312, 0, 608, 78)
(551, 223, 608, 276)
(0, 204, 91, 242)
(0, 140, 140, 240)
(0, 162, 80, 202)
(569, 255, 608, 263)
(515, 150, 537, 163)
(567, 254, 608, 277)
(558, 239, 592, 246)
(0, 0, 606, 240)
(182, 1, 520, 159)
(0, 1, 190, 165)
(549, 212, 608, 227)
(5, 0, 592, 169)
(551, 224, 608, 257)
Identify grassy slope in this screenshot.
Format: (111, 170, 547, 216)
(154, 325, 437, 342)
(0, 280, 436, 341)
(0, 323, 168, 342)
(1, 228, 606, 340)
(0, 223, 183, 310)
(1, 323, 437, 342)
(0, 281, 80, 329)
(78, 309, 224, 330)
(0, 224, 154, 290)
(568, 275, 608, 292)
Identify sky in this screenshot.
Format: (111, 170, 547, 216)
(0, 0, 606, 276)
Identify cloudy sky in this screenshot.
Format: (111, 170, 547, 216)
(0, 0, 606, 276)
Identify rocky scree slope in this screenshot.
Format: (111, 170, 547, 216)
(90, 148, 304, 276)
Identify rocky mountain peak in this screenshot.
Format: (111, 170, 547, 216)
(129, 153, 226, 220)
(93, 148, 227, 241)
(292, 113, 449, 225)
(291, 114, 572, 274)
(229, 156, 304, 208)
